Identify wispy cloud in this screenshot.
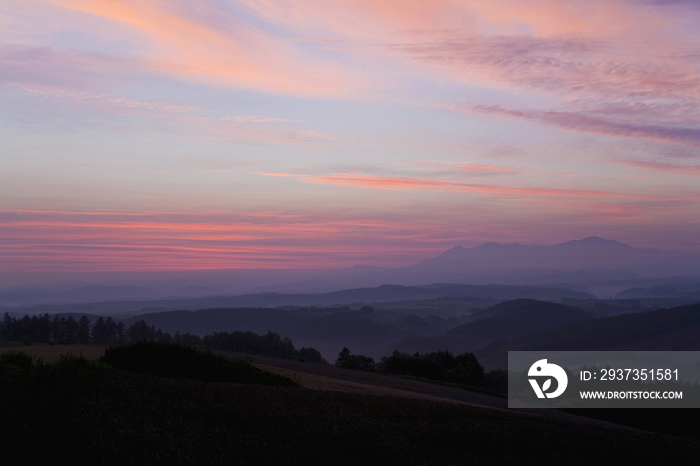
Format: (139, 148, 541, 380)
(613, 159, 700, 175)
(397, 31, 700, 100)
(220, 116, 303, 123)
(458, 104, 700, 147)
(4, 81, 335, 147)
(1, 44, 136, 91)
(4, 0, 700, 275)
(47, 0, 363, 97)
(6, 82, 203, 113)
(398, 161, 524, 175)
(259, 172, 687, 201)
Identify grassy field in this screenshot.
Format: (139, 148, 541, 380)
(2, 357, 699, 465)
(3, 344, 699, 465)
(0, 343, 107, 361)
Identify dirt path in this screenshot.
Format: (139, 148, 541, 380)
(246, 355, 650, 430)
(255, 362, 488, 406)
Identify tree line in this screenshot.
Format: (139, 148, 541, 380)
(167, 330, 327, 363)
(335, 347, 484, 385)
(334, 347, 508, 396)
(2, 313, 170, 346)
(1, 312, 327, 363)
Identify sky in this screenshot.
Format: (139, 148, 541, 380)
(2, 0, 700, 279)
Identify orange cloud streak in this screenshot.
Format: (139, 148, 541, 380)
(50, 0, 360, 97)
(0, 209, 445, 271)
(262, 172, 687, 202)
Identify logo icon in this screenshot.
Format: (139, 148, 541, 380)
(528, 359, 568, 399)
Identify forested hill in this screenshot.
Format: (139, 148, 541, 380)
(476, 302, 700, 369)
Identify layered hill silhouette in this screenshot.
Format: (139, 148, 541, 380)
(446, 299, 591, 346)
(1, 282, 595, 312)
(386, 299, 592, 356)
(475, 302, 700, 369)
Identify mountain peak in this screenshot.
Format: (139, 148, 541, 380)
(582, 236, 613, 243)
(557, 236, 632, 249)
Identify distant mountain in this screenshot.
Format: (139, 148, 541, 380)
(0, 285, 158, 306)
(63, 285, 157, 302)
(403, 236, 692, 279)
(287, 237, 700, 296)
(5, 237, 700, 304)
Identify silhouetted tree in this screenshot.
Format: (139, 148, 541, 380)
(64, 316, 79, 344)
(448, 352, 484, 385)
(105, 317, 118, 343)
(2, 313, 12, 341)
(379, 350, 484, 385)
(128, 320, 156, 342)
(202, 330, 299, 358)
(78, 316, 91, 344)
(115, 321, 127, 344)
(174, 331, 202, 346)
(298, 347, 327, 364)
(92, 317, 110, 344)
(335, 347, 375, 371)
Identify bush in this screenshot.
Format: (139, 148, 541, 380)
(335, 347, 375, 371)
(202, 330, 298, 359)
(201, 330, 327, 363)
(484, 369, 508, 397)
(379, 350, 484, 386)
(298, 347, 327, 363)
(100, 341, 299, 386)
(0, 351, 34, 369)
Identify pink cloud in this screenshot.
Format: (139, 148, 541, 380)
(264, 172, 685, 202)
(465, 0, 654, 37)
(457, 164, 517, 173)
(398, 161, 523, 175)
(397, 31, 700, 102)
(614, 159, 700, 175)
(0, 44, 137, 92)
(460, 104, 700, 147)
(44, 0, 363, 97)
(4, 204, 700, 273)
(0, 209, 448, 271)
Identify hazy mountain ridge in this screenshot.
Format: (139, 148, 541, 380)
(3, 237, 700, 307)
(615, 282, 700, 299)
(232, 236, 700, 296)
(0, 283, 595, 314)
(397, 236, 697, 285)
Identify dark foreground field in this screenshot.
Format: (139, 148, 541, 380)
(2, 353, 700, 465)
